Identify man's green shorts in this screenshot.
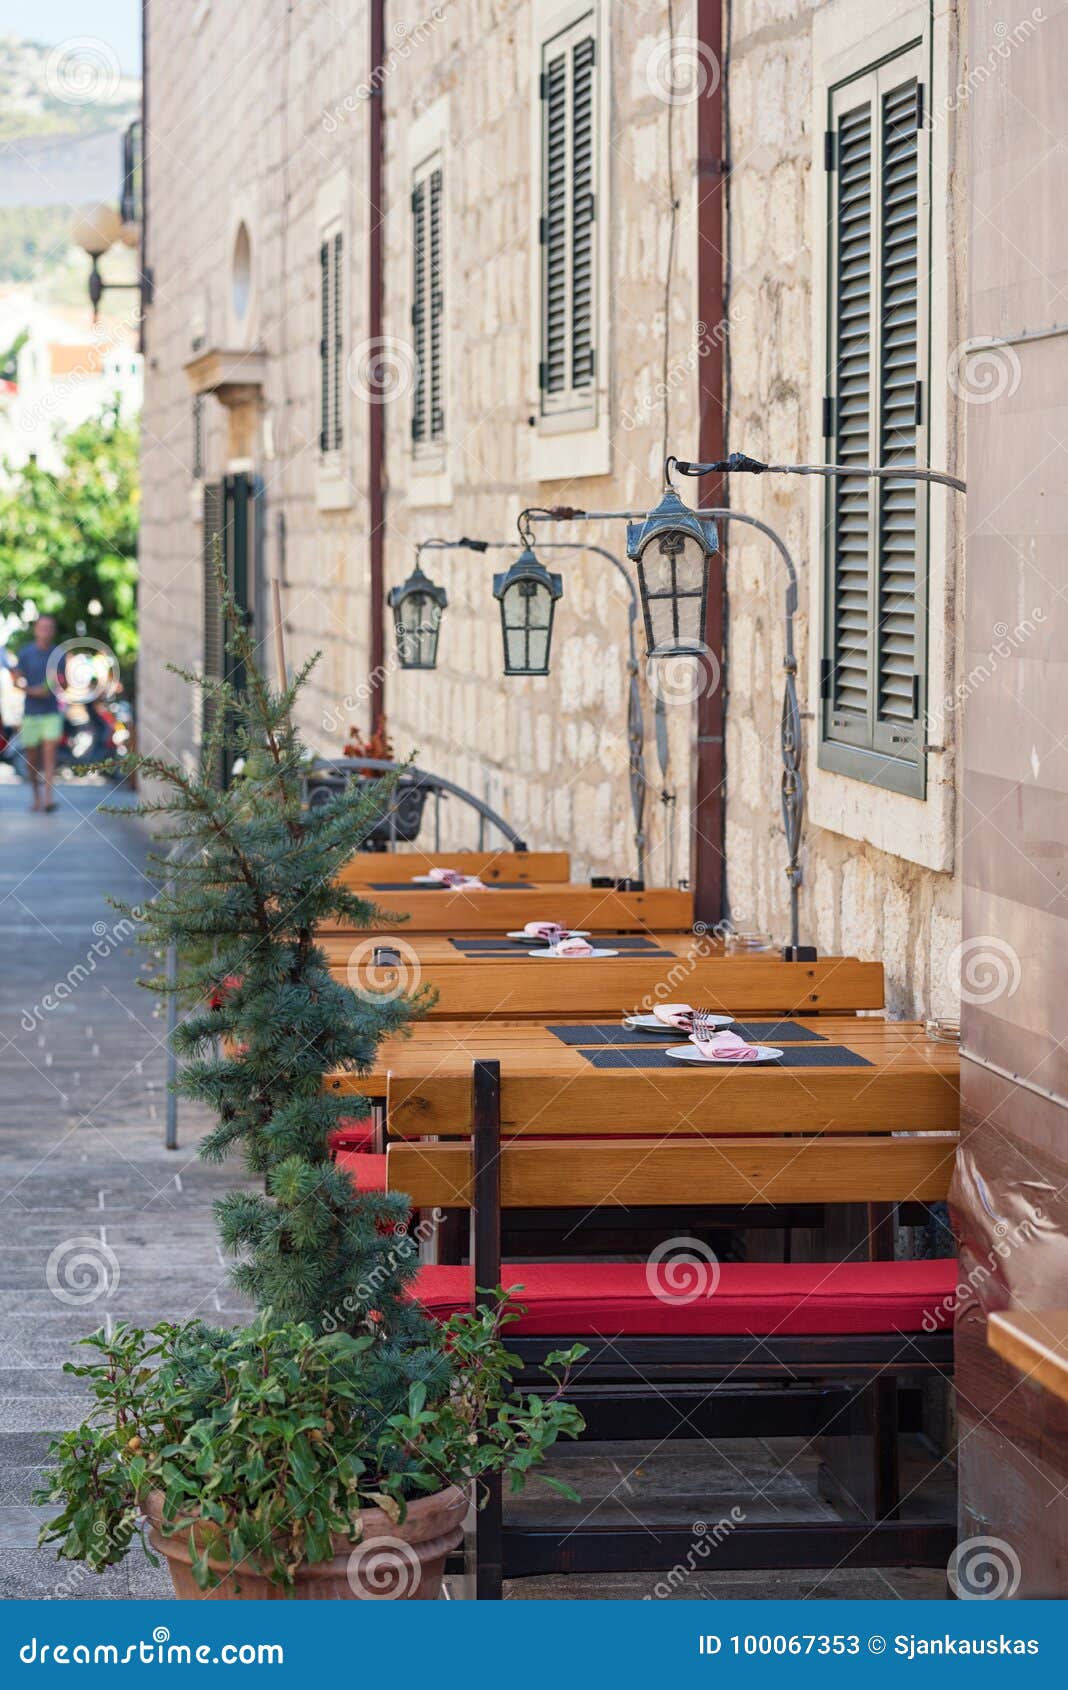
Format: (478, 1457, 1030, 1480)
(20, 713, 63, 749)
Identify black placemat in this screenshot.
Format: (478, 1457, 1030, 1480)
(549, 1020, 828, 1046)
(450, 938, 674, 956)
(369, 881, 532, 891)
(578, 1044, 872, 1070)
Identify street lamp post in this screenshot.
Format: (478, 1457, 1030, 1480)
(70, 202, 151, 323)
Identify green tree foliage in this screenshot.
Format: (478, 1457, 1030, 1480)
(34, 592, 585, 1588)
(0, 403, 138, 663)
(113, 576, 438, 1337)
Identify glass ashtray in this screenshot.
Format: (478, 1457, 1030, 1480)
(925, 1018, 961, 1044)
(725, 931, 775, 956)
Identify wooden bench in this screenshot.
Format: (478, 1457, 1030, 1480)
(379, 1060, 958, 1595)
(336, 850, 571, 887)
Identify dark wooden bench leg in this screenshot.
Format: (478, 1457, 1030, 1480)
(471, 1060, 503, 1599)
(818, 1202, 902, 1520)
(475, 1471, 504, 1600)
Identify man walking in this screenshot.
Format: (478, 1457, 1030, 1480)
(13, 615, 65, 813)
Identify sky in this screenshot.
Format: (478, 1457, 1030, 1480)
(0, 0, 141, 74)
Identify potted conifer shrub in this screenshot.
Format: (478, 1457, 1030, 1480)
(36, 584, 583, 1599)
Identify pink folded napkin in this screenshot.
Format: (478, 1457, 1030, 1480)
(653, 1003, 695, 1031)
(690, 1029, 761, 1062)
(524, 920, 567, 941)
(426, 867, 485, 889)
(550, 935, 594, 957)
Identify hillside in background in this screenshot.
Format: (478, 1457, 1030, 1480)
(0, 34, 139, 293)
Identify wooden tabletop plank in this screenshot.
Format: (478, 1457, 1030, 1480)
(321, 932, 704, 962)
(356, 1015, 947, 1052)
(387, 1133, 959, 1209)
(988, 1310, 1068, 1404)
(321, 884, 694, 934)
(337, 850, 570, 886)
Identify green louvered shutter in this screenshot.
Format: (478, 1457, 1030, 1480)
(873, 76, 923, 763)
(331, 232, 343, 451)
(428, 165, 445, 440)
(411, 176, 428, 444)
(201, 480, 225, 787)
(821, 45, 928, 798)
(539, 12, 597, 423)
(412, 158, 445, 451)
(828, 99, 874, 739)
(541, 46, 568, 399)
(570, 34, 596, 392)
(318, 239, 330, 452)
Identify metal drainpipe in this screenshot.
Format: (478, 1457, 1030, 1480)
(693, 0, 727, 926)
(368, 0, 387, 730)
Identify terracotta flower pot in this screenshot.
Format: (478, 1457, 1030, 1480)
(144, 1485, 467, 1601)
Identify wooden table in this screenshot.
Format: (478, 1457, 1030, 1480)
(323, 933, 887, 1017)
(328, 1015, 959, 1147)
(321, 882, 694, 934)
(373, 1016, 958, 1209)
(337, 849, 571, 887)
(988, 1310, 1068, 1404)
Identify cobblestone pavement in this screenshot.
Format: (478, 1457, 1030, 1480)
(0, 774, 947, 1601)
(0, 774, 241, 1599)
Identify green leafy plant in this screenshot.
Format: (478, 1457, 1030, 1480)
(36, 1309, 584, 1592)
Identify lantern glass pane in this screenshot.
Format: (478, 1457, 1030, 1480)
(501, 579, 553, 673)
(396, 591, 441, 668)
(640, 531, 708, 653)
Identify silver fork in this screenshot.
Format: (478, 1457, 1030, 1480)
(691, 1009, 715, 1043)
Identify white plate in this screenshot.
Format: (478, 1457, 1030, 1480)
(412, 874, 482, 886)
(528, 948, 620, 959)
(623, 1012, 733, 1033)
(664, 1044, 783, 1065)
(507, 929, 591, 943)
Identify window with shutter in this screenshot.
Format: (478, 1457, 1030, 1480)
(201, 475, 263, 787)
(192, 393, 205, 481)
(539, 10, 598, 428)
(821, 43, 928, 798)
(201, 480, 224, 785)
(411, 152, 446, 455)
(319, 227, 344, 456)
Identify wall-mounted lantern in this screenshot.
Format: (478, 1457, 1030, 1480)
(626, 485, 719, 659)
(387, 561, 448, 670)
(493, 546, 563, 676)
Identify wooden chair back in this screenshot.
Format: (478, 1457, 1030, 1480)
(323, 885, 694, 933)
(385, 1061, 957, 1214)
(333, 953, 886, 1018)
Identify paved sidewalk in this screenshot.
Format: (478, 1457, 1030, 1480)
(0, 774, 246, 1598)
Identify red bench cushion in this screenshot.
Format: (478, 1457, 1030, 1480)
(336, 1150, 388, 1192)
(413, 1259, 958, 1336)
(329, 1117, 375, 1153)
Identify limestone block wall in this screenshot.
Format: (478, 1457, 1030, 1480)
(138, 0, 968, 1014)
(721, 0, 968, 1017)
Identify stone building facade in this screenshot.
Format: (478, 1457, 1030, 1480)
(139, 0, 975, 1017)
